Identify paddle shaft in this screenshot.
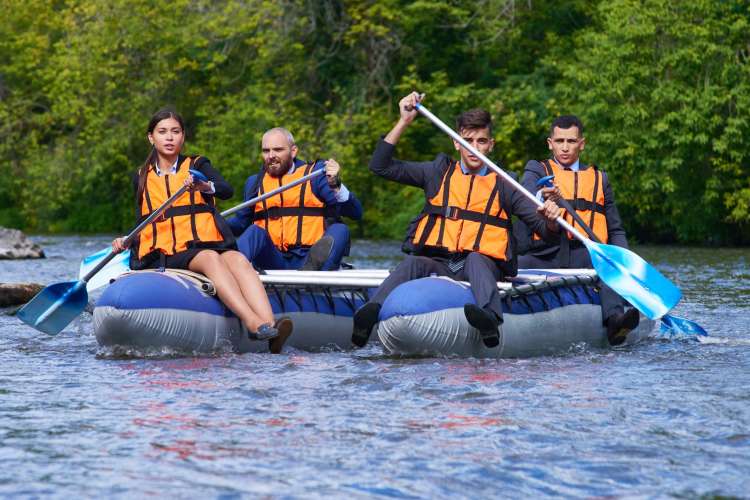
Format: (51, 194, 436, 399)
(81, 183, 191, 283)
(415, 104, 586, 243)
(220, 169, 325, 218)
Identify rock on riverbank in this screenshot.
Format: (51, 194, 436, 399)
(0, 283, 44, 307)
(0, 228, 45, 259)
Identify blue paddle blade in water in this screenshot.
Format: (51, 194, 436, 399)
(660, 314, 708, 337)
(585, 241, 682, 319)
(17, 281, 89, 335)
(79, 248, 131, 292)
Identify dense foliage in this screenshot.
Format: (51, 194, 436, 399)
(1, 0, 748, 244)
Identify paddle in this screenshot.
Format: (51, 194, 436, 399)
(18, 170, 209, 335)
(79, 168, 326, 291)
(220, 167, 325, 217)
(535, 175, 707, 336)
(415, 102, 682, 320)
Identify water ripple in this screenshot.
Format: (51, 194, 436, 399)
(0, 237, 748, 497)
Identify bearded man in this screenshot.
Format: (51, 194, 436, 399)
(229, 127, 362, 270)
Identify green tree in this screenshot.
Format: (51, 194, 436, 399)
(548, 0, 750, 243)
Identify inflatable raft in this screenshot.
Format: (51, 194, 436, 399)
(93, 268, 655, 356)
(377, 273, 654, 358)
(93, 269, 373, 353)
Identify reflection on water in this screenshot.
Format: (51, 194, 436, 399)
(1, 236, 748, 497)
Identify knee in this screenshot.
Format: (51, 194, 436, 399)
(326, 223, 350, 242)
(403, 255, 433, 273)
(401, 255, 420, 267)
(465, 252, 481, 265)
(239, 225, 266, 244)
(222, 250, 252, 268)
(191, 249, 222, 271)
(465, 252, 489, 268)
(201, 249, 221, 262)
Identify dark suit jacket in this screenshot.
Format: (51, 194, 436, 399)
(515, 159, 628, 258)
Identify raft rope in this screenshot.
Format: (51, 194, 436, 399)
(119, 270, 599, 316)
(263, 274, 599, 316)
(263, 283, 372, 316)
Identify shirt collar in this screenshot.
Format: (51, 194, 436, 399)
(290, 157, 306, 174)
(153, 157, 179, 176)
(459, 160, 488, 176)
(553, 157, 580, 171)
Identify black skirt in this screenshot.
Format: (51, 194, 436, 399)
(131, 240, 238, 271)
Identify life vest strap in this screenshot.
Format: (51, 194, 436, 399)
(138, 203, 214, 223)
(255, 206, 327, 220)
(564, 198, 605, 214)
(422, 203, 511, 228)
(164, 204, 214, 219)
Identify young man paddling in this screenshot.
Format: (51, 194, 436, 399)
(229, 128, 363, 271)
(351, 92, 562, 348)
(515, 115, 639, 345)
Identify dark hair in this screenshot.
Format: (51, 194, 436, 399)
(456, 108, 493, 136)
(136, 109, 185, 205)
(550, 115, 584, 137)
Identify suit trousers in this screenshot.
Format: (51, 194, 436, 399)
(518, 247, 625, 322)
(368, 253, 505, 321)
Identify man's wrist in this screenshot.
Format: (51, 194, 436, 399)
(328, 175, 342, 189)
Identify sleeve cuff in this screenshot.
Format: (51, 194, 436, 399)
(202, 181, 216, 194)
(335, 184, 350, 202)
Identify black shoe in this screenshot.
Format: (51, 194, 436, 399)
(248, 323, 278, 341)
(301, 236, 335, 271)
(464, 304, 500, 348)
(606, 308, 640, 346)
(351, 302, 381, 348)
(269, 317, 293, 354)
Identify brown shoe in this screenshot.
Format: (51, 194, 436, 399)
(301, 236, 334, 271)
(269, 317, 293, 354)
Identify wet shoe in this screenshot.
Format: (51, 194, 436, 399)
(606, 308, 640, 346)
(464, 304, 500, 348)
(269, 317, 293, 354)
(248, 323, 278, 341)
(351, 302, 381, 348)
(301, 236, 335, 271)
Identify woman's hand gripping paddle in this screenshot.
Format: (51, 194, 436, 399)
(415, 102, 682, 320)
(536, 175, 706, 337)
(18, 170, 209, 335)
(79, 168, 327, 292)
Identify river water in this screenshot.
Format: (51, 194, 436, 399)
(1, 235, 748, 498)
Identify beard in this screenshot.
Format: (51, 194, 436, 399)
(265, 156, 294, 178)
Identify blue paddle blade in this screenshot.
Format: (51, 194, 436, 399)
(585, 240, 681, 320)
(660, 314, 708, 337)
(17, 281, 89, 335)
(80, 248, 131, 291)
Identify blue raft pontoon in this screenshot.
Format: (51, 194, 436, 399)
(93, 269, 654, 356)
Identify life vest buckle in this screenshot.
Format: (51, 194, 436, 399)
(444, 206, 460, 220)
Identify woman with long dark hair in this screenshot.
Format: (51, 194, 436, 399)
(112, 109, 291, 351)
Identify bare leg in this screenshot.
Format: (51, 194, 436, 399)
(188, 250, 266, 333)
(219, 250, 274, 325)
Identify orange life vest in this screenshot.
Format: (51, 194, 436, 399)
(253, 162, 327, 251)
(137, 157, 225, 258)
(533, 159, 608, 243)
(412, 162, 511, 261)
